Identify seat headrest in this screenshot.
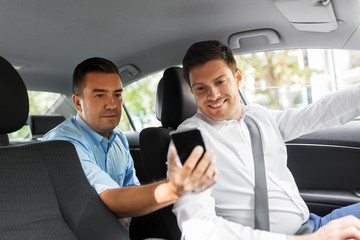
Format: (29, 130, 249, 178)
(0, 56, 29, 134)
(27, 114, 66, 139)
(156, 67, 197, 128)
(0, 134, 9, 146)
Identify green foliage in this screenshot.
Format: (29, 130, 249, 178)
(236, 50, 321, 109)
(118, 71, 162, 131)
(28, 91, 60, 114)
(8, 91, 60, 139)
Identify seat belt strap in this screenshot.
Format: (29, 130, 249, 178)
(244, 116, 270, 231)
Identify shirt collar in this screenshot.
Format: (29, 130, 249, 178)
(196, 104, 248, 124)
(75, 115, 116, 146)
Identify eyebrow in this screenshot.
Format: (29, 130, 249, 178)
(191, 75, 226, 88)
(92, 88, 123, 93)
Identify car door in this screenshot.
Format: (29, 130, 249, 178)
(286, 121, 360, 216)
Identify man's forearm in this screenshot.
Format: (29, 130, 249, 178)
(100, 179, 179, 218)
(99, 145, 217, 218)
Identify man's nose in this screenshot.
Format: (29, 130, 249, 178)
(105, 97, 117, 110)
(208, 86, 220, 100)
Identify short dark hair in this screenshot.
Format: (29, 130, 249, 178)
(73, 57, 120, 96)
(182, 40, 237, 85)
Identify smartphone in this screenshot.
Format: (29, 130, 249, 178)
(170, 128, 206, 165)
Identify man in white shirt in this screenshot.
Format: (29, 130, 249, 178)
(173, 40, 360, 240)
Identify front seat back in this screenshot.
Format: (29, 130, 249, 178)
(0, 56, 129, 240)
(138, 67, 197, 240)
(140, 67, 197, 182)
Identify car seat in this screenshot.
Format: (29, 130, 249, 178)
(27, 114, 66, 140)
(140, 67, 197, 182)
(136, 67, 197, 240)
(0, 56, 129, 240)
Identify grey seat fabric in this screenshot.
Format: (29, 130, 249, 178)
(0, 56, 129, 240)
(0, 141, 129, 240)
(27, 114, 66, 139)
(137, 67, 197, 240)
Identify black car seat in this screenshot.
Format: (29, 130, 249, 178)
(0, 56, 129, 240)
(137, 67, 197, 240)
(140, 67, 197, 183)
(27, 114, 66, 140)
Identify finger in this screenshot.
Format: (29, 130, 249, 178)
(340, 226, 360, 240)
(179, 146, 205, 177)
(192, 149, 214, 174)
(184, 145, 205, 167)
(192, 163, 219, 193)
(314, 216, 360, 240)
(167, 144, 182, 169)
(333, 215, 360, 230)
(171, 146, 206, 193)
(187, 149, 213, 182)
(188, 151, 217, 192)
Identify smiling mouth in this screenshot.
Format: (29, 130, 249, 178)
(208, 100, 226, 109)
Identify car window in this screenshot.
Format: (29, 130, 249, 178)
(118, 71, 163, 131)
(238, 49, 360, 110)
(9, 91, 61, 139)
(120, 49, 360, 132)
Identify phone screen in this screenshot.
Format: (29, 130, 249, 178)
(170, 129, 206, 165)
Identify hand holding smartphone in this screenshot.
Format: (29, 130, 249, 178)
(170, 128, 206, 165)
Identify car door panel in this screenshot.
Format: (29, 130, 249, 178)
(286, 121, 360, 216)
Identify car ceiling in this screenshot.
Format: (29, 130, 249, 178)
(1, 0, 360, 96)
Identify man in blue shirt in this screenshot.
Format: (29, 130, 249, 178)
(43, 57, 217, 238)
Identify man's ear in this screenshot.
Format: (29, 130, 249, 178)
(235, 69, 242, 87)
(72, 94, 82, 112)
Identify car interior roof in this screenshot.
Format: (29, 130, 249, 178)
(1, 0, 360, 96)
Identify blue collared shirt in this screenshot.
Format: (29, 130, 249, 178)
(43, 115, 140, 194)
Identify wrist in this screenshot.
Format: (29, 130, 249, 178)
(154, 180, 180, 204)
(165, 179, 182, 200)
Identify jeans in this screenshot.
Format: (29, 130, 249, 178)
(310, 202, 360, 232)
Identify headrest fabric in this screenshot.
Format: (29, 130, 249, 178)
(0, 56, 29, 134)
(156, 67, 197, 128)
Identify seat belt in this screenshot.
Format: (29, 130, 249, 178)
(244, 116, 270, 231)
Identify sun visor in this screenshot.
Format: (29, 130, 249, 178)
(274, 0, 338, 32)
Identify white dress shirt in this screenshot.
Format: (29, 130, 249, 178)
(173, 83, 360, 240)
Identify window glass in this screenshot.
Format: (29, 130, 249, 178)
(119, 49, 360, 132)
(237, 49, 360, 110)
(118, 71, 163, 131)
(9, 91, 61, 139)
